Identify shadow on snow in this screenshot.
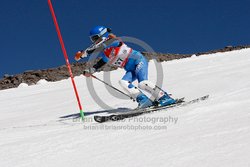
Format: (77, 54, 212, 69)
(59, 107, 132, 119)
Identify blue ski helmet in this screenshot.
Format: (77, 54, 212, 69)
(89, 26, 111, 43)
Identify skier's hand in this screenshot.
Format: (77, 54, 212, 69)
(83, 67, 96, 77)
(74, 50, 87, 61)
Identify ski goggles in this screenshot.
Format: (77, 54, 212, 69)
(89, 28, 108, 42)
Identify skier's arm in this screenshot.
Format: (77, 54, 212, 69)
(82, 52, 108, 77)
(89, 39, 121, 70)
(82, 39, 122, 77)
(75, 37, 121, 61)
(93, 58, 107, 70)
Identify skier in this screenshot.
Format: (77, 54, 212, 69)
(75, 26, 176, 108)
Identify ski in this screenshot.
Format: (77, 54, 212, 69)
(94, 95, 209, 123)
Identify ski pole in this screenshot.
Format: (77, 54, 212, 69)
(90, 74, 135, 101)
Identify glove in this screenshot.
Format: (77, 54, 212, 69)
(83, 67, 96, 77)
(74, 50, 87, 61)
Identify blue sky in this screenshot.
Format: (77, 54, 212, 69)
(0, 0, 250, 77)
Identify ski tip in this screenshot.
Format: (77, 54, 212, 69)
(203, 95, 209, 99)
(94, 116, 104, 123)
(94, 115, 113, 123)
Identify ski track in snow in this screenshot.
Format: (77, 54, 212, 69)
(0, 49, 250, 167)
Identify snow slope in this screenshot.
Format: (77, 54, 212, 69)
(0, 49, 250, 167)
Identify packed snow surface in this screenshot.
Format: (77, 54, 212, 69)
(1, 49, 250, 167)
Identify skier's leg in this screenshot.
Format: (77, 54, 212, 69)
(139, 80, 164, 101)
(119, 71, 152, 108)
(119, 71, 140, 99)
(136, 56, 176, 106)
(135, 58, 164, 101)
(139, 80, 176, 106)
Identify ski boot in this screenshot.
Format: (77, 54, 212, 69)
(157, 93, 176, 107)
(136, 93, 153, 109)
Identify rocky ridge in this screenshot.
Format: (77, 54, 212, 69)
(1, 45, 249, 90)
